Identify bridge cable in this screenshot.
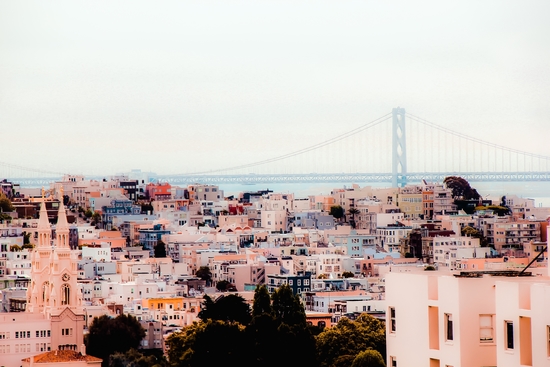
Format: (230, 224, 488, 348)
(406, 113, 550, 161)
(171, 113, 393, 176)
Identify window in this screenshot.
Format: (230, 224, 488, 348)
(445, 314, 453, 341)
(61, 284, 70, 306)
(390, 356, 397, 367)
(505, 321, 514, 349)
(479, 315, 494, 343)
(389, 307, 396, 332)
(547, 326, 550, 357)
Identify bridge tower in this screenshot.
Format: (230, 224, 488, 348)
(392, 107, 407, 187)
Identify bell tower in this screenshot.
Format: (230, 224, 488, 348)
(27, 189, 54, 313)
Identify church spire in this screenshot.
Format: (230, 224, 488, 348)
(56, 186, 70, 248)
(37, 187, 51, 248)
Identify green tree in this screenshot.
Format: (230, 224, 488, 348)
(486, 205, 511, 216)
(342, 271, 354, 278)
(461, 226, 489, 247)
(332, 355, 355, 367)
(316, 313, 386, 367)
(246, 284, 318, 367)
(109, 348, 168, 367)
(22, 231, 31, 245)
(252, 285, 272, 316)
(348, 208, 360, 229)
(271, 284, 306, 327)
(215, 280, 233, 292)
(85, 314, 146, 367)
(141, 203, 154, 214)
(166, 320, 251, 367)
(85, 209, 93, 218)
(92, 211, 101, 222)
(0, 193, 14, 212)
(351, 350, 386, 367)
(154, 240, 167, 258)
(10, 244, 22, 252)
(329, 205, 345, 222)
(443, 176, 481, 200)
(195, 266, 212, 286)
(197, 294, 251, 325)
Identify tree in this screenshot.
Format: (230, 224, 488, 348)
(348, 208, 360, 229)
(166, 319, 251, 367)
(271, 284, 306, 327)
(85, 314, 146, 367)
(0, 193, 14, 212)
(461, 226, 489, 247)
(197, 294, 251, 325)
(443, 176, 481, 200)
(215, 280, 234, 292)
(252, 285, 272, 317)
(23, 231, 31, 245)
(92, 212, 101, 223)
(141, 203, 154, 214)
(10, 244, 21, 252)
(342, 271, 354, 278)
(351, 350, 386, 367)
(316, 313, 386, 367)
(154, 240, 167, 258)
(486, 205, 511, 216)
(329, 206, 345, 222)
(109, 348, 168, 367)
(195, 266, 212, 286)
(85, 209, 93, 218)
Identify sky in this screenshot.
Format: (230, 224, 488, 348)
(1, 1, 549, 177)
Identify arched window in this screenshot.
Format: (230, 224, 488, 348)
(42, 282, 49, 303)
(61, 284, 70, 306)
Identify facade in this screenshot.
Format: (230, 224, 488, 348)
(0, 193, 87, 367)
(386, 269, 550, 367)
(266, 271, 312, 295)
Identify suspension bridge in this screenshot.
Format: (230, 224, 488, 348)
(2, 108, 550, 187)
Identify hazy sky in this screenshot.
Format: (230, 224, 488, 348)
(1, 1, 549, 176)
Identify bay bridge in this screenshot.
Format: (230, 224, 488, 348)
(2, 108, 550, 187)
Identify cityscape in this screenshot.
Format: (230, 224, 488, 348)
(1, 1, 549, 367)
(0, 173, 549, 366)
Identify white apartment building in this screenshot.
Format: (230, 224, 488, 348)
(376, 225, 413, 253)
(432, 236, 481, 269)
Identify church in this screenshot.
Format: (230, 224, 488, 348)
(0, 188, 88, 367)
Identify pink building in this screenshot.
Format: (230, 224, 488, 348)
(0, 190, 89, 367)
(386, 268, 550, 367)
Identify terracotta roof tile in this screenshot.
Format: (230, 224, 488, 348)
(22, 350, 102, 363)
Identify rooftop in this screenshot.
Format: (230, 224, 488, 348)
(22, 350, 102, 364)
(453, 270, 533, 278)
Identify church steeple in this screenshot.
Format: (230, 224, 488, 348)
(37, 187, 51, 248)
(55, 186, 70, 249)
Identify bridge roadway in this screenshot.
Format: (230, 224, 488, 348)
(9, 171, 550, 187)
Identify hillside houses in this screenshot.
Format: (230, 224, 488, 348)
(0, 175, 549, 367)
